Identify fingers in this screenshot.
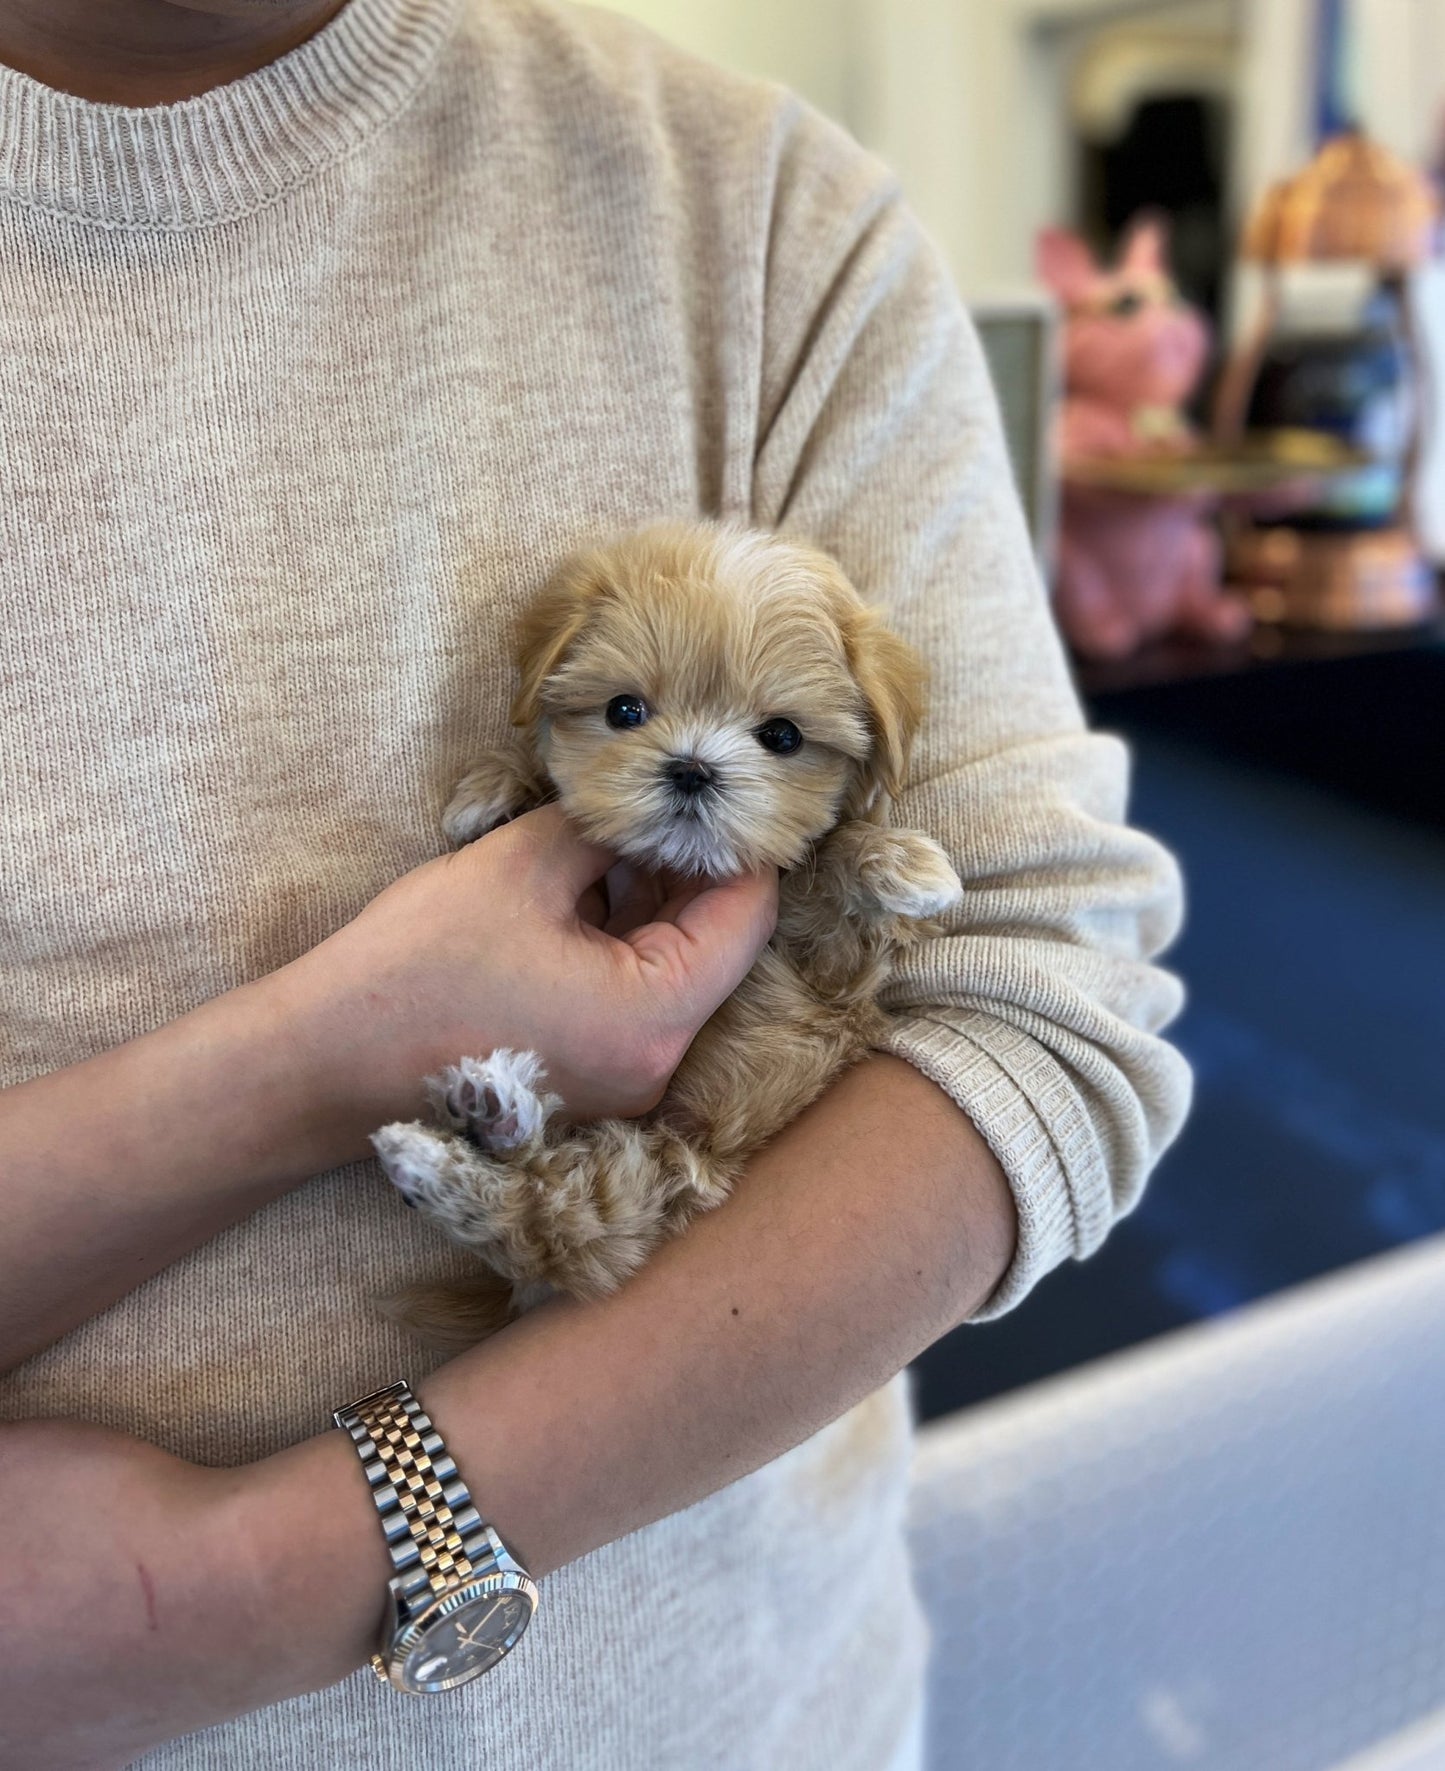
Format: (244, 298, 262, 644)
(671, 869, 779, 973)
(502, 807, 777, 1027)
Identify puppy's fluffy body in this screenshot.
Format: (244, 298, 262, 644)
(374, 524, 962, 1345)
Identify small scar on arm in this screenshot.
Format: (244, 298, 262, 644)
(136, 1560, 159, 1632)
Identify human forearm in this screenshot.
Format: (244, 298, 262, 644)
(0, 812, 777, 1374)
(0, 1055, 1011, 1768)
(418, 1052, 1015, 1570)
(0, 972, 358, 1371)
(253, 1053, 1012, 1644)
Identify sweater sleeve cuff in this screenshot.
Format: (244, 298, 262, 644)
(877, 1009, 1111, 1321)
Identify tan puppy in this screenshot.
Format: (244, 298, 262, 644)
(373, 524, 962, 1345)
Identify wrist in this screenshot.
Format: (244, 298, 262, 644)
(240, 960, 416, 1175)
(0, 1421, 317, 1769)
(225, 1427, 391, 1697)
(259, 950, 512, 1168)
(165, 969, 365, 1184)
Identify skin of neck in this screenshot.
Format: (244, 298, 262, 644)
(0, 0, 350, 105)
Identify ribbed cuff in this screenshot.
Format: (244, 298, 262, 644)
(878, 1009, 1109, 1320)
(0, 0, 459, 231)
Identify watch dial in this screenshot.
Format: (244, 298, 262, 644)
(403, 1588, 533, 1692)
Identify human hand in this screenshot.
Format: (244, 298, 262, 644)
(270, 804, 778, 1151)
(0, 805, 773, 1369)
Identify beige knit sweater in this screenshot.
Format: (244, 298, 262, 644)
(0, 0, 1190, 1763)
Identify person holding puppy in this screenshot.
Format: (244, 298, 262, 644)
(0, 1, 1191, 1767)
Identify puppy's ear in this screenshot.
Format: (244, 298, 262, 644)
(510, 553, 609, 728)
(844, 605, 926, 808)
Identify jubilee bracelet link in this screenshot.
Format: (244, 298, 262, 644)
(332, 1382, 501, 1611)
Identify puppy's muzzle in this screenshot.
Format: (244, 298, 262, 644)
(663, 757, 716, 798)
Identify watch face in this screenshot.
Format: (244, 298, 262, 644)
(399, 1577, 536, 1694)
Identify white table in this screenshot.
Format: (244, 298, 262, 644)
(909, 1234, 1445, 1770)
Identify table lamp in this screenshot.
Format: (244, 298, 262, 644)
(1215, 130, 1441, 630)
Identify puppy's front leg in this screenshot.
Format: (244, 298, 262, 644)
(441, 738, 551, 846)
(377, 1102, 734, 1328)
(817, 819, 964, 923)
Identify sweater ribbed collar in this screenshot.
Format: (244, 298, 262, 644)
(0, 0, 459, 231)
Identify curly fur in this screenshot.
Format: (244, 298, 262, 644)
(372, 523, 963, 1348)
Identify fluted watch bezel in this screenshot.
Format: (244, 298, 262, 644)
(382, 1564, 539, 1694)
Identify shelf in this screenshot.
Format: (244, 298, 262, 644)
(1074, 615, 1445, 700)
(1079, 638, 1445, 836)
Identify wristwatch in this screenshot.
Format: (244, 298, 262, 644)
(332, 1379, 538, 1695)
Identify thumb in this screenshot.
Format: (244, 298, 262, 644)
(626, 868, 779, 1018)
(506, 803, 618, 914)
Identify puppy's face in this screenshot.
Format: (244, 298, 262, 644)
(511, 527, 924, 877)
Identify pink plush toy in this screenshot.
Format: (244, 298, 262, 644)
(1038, 217, 1252, 660)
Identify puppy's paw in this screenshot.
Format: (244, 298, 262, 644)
(426, 1049, 560, 1152)
(441, 751, 543, 846)
(372, 1120, 470, 1213)
(858, 830, 964, 920)
(372, 1120, 519, 1260)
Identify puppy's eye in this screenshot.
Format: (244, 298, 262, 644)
(606, 695, 650, 729)
(755, 718, 803, 755)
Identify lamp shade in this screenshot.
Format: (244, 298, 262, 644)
(1243, 131, 1436, 269)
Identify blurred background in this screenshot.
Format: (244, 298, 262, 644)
(606, 0, 1445, 1416)
(599, 7, 1445, 1765)
(596, 7, 1445, 1764)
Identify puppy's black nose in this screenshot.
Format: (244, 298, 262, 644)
(664, 757, 715, 796)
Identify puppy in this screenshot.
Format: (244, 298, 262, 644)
(373, 523, 963, 1345)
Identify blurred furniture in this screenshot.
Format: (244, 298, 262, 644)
(971, 291, 1059, 572)
(908, 1233, 1445, 1771)
(1078, 621, 1445, 826)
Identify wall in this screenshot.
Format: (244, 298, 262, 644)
(601, 0, 1445, 290)
(600, 0, 989, 283)
(599, 0, 1248, 291)
(599, 0, 860, 136)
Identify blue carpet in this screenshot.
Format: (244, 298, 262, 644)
(912, 732, 1445, 1419)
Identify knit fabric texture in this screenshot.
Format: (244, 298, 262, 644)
(0, 0, 1191, 1762)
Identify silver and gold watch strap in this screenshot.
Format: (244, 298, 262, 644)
(332, 1380, 502, 1621)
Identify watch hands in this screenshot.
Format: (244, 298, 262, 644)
(455, 1604, 505, 1651)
